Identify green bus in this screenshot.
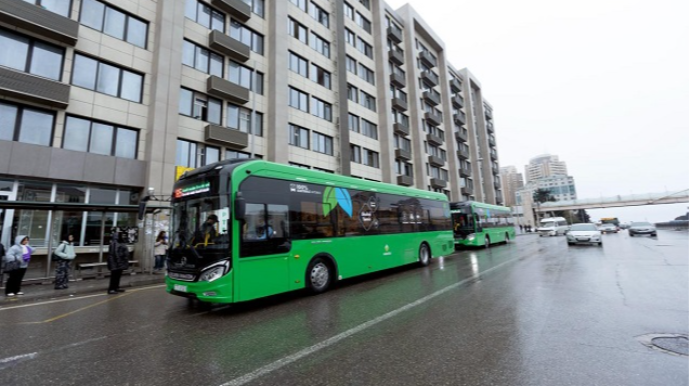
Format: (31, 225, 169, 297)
(450, 201, 515, 248)
(165, 159, 454, 304)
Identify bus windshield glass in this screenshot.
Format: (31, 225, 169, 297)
(452, 205, 474, 237)
(170, 196, 230, 269)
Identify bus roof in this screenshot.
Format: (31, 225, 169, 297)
(180, 159, 449, 202)
(450, 200, 511, 212)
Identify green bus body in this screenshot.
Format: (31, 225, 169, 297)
(165, 159, 454, 304)
(450, 201, 516, 248)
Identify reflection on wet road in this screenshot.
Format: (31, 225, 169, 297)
(0, 231, 687, 386)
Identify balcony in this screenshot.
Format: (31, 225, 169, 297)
(422, 90, 440, 106)
(430, 178, 447, 189)
(209, 30, 250, 63)
(421, 71, 439, 88)
(428, 155, 445, 167)
(457, 148, 470, 159)
(207, 75, 249, 104)
(395, 148, 412, 161)
(487, 122, 494, 132)
(490, 151, 498, 160)
(461, 187, 472, 196)
(388, 49, 404, 66)
(426, 132, 444, 146)
(419, 51, 437, 68)
(0, 67, 70, 108)
(211, 0, 250, 22)
(390, 73, 406, 88)
(0, 0, 79, 45)
(391, 96, 408, 112)
(455, 130, 468, 143)
(397, 175, 414, 186)
(492, 165, 499, 175)
(485, 108, 493, 119)
(424, 111, 442, 127)
(393, 122, 409, 136)
(451, 95, 464, 108)
(453, 112, 466, 126)
(387, 26, 403, 44)
(450, 78, 462, 93)
(494, 180, 501, 189)
(488, 136, 496, 147)
(459, 166, 471, 178)
(205, 124, 248, 149)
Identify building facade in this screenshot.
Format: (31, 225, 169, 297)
(499, 165, 524, 207)
(0, 0, 503, 280)
(524, 154, 568, 183)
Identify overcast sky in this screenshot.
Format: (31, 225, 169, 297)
(384, 0, 689, 222)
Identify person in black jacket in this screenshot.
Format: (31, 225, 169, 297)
(107, 230, 130, 294)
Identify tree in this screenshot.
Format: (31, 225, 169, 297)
(533, 188, 555, 203)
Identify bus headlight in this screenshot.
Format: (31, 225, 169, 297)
(199, 261, 229, 283)
(467, 233, 476, 241)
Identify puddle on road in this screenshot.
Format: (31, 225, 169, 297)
(636, 333, 689, 356)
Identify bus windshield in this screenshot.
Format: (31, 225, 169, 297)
(169, 196, 230, 271)
(452, 206, 475, 237)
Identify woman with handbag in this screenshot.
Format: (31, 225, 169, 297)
(53, 234, 77, 290)
(4, 235, 33, 297)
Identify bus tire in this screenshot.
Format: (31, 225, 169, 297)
(484, 236, 491, 248)
(505, 232, 510, 243)
(306, 257, 332, 294)
(418, 243, 431, 266)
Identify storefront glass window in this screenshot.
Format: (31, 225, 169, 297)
(84, 212, 114, 245)
(89, 188, 117, 204)
(13, 209, 50, 247)
(55, 184, 86, 203)
(17, 180, 52, 202)
(0, 179, 14, 192)
(51, 210, 84, 246)
(117, 189, 140, 205)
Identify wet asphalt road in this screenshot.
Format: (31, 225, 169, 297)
(0, 231, 687, 386)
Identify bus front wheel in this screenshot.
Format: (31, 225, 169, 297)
(484, 236, 491, 248)
(306, 257, 332, 294)
(418, 243, 430, 266)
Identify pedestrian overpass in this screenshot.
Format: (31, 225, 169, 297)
(536, 190, 689, 212)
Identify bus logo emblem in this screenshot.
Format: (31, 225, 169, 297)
(323, 187, 353, 217)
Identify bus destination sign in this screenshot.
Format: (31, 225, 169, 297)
(174, 181, 210, 198)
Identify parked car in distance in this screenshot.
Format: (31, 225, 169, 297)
(598, 223, 618, 234)
(566, 223, 603, 246)
(628, 222, 657, 237)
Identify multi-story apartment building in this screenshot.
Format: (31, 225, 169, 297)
(524, 154, 568, 183)
(0, 0, 503, 280)
(499, 165, 524, 207)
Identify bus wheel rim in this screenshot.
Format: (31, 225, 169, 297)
(311, 263, 329, 288)
(420, 245, 429, 264)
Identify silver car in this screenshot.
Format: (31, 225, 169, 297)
(566, 223, 603, 246)
(628, 222, 657, 237)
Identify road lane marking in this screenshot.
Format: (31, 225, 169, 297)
(0, 352, 37, 364)
(0, 285, 166, 312)
(0, 336, 108, 370)
(219, 253, 523, 386)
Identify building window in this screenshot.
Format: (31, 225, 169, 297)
(348, 113, 360, 133)
(288, 17, 308, 44)
(0, 29, 64, 81)
(311, 97, 332, 121)
(0, 102, 54, 146)
(347, 84, 359, 102)
(359, 0, 371, 10)
(289, 124, 309, 149)
(360, 91, 376, 112)
(358, 63, 375, 85)
(310, 64, 331, 89)
(250, 0, 265, 17)
(289, 51, 308, 77)
(312, 132, 333, 155)
(363, 148, 379, 168)
(227, 103, 263, 136)
(355, 12, 371, 33)
(350, 144, 361, 163)
(395, 160, 412, 176)
(289, 0, 307, 11)
(182, 40, 224, 77)
(24, 0, 72, 17)
(310, 2, 330, 28)
(63, 115, 138, 159)
(357, 38, 373, 58)
(227, 150, 252, 159)
(204, 145, 220, 165)
(71, 54, 143, 103)
(178, 88, 222, 125)
(184, 0, 225, 32)
(228, 61, 263, 94)
(346, 56, 357, 75)
(176, 139, 198, 167)
(361, 119, 378, 140)
(309, 32, 330, 58)
(345, 28, 356, 46)
(290, 162, 310, 169)
(394, 135, 411, 152)
(80, 0, 148, 48)
(289, 87, 309, 112)
(230, 21, 264, 54)
(344, 2, 354, 19)
(314, 167, 334, 173)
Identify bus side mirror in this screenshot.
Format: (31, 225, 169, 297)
(234, 192, 246, 220)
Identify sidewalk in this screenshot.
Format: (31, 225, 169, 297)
(1, 271, 167, 305)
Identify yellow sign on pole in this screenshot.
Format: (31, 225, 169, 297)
(175, 166, 194, 181)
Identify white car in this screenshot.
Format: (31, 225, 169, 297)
(537, 217, 570, 236)
(566, 223, 603, 246)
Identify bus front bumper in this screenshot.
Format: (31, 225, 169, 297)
(166, 275, 233, 303)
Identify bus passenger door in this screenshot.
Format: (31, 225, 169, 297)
(236, 203, 291, 301)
